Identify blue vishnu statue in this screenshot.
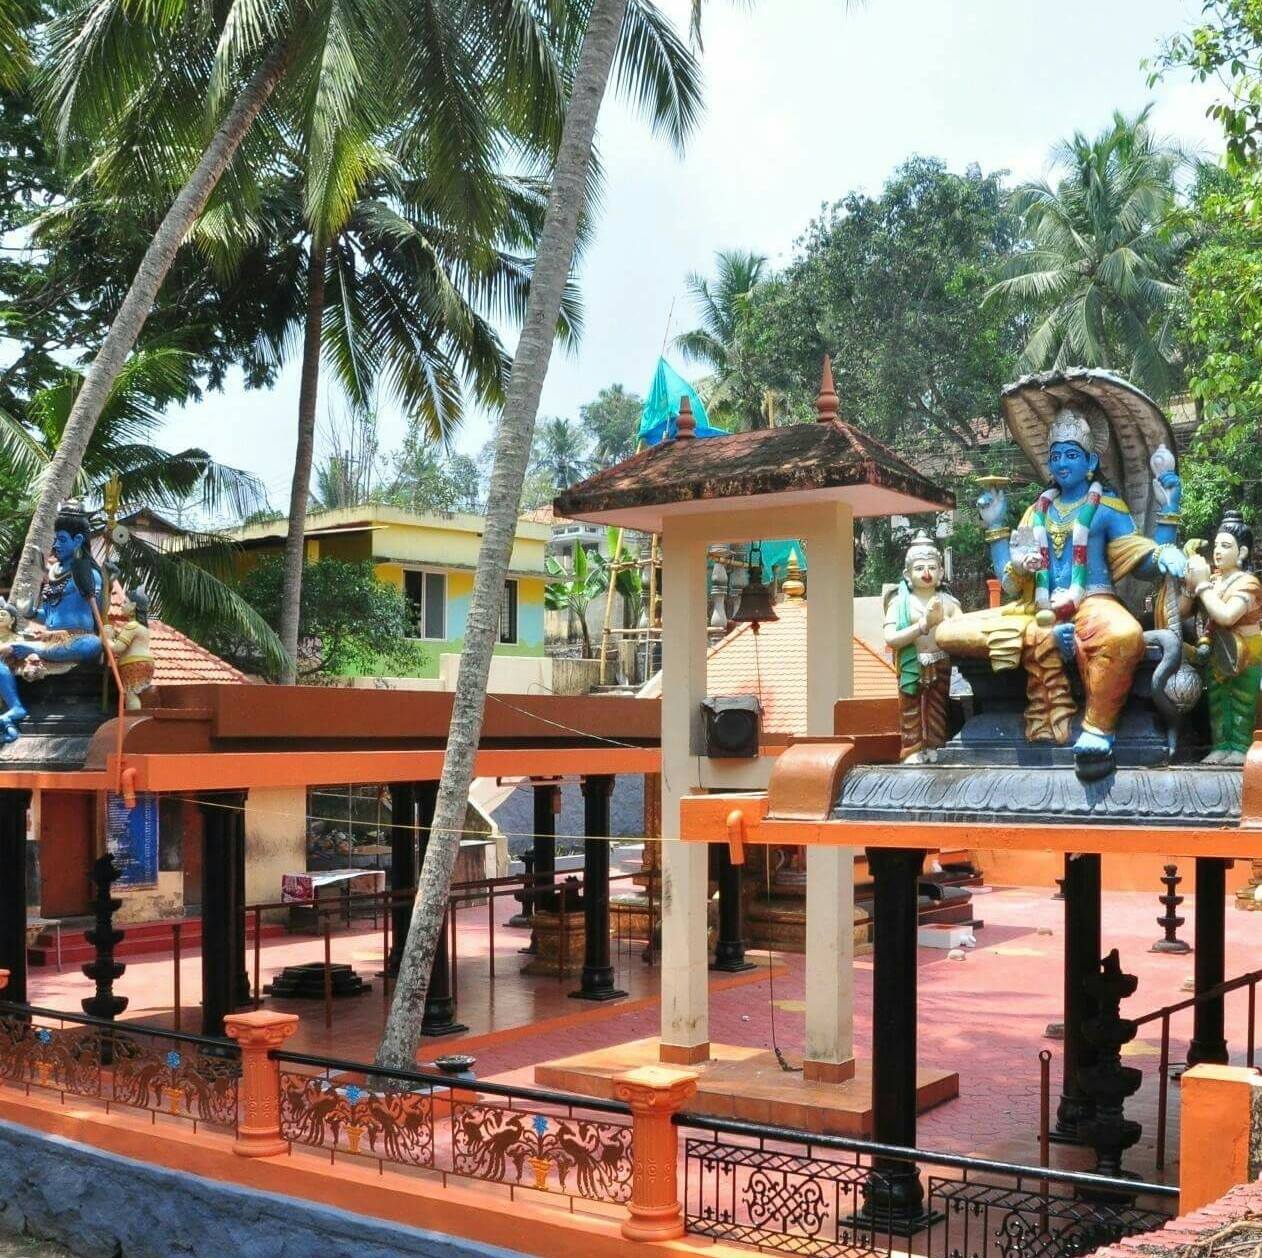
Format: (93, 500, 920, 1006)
(0, 502, 104, 742)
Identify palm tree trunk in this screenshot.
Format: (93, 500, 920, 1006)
(11, 41, 291, 613)
(278, 236, 328, 684)
(374, 0, 630, 1070)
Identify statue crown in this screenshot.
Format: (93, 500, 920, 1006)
(1048, 406, 1095, 454)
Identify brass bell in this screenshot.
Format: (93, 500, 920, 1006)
(730, 541, 778, 626)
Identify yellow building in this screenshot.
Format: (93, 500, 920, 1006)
(229, 505, 551, 683)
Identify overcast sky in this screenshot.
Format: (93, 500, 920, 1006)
(154, 0, 1222, 518)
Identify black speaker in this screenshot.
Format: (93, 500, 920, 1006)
(701, 695, 762, 758)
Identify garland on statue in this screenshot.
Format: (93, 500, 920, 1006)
(1032, 481, 1103, 620)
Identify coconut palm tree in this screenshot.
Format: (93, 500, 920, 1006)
(376, 0, 711, 1071)
(533, 415, 591, 488)
(10, 0, 601, 609)
(0, 349, 285, 669)
(675, 248, 768, 428)
(986, 108, 1190, 401)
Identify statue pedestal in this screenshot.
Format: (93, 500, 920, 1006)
(521, 909, 586, 978)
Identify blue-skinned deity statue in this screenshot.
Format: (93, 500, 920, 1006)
(0, 501, 104, 742)
(937, 395, 1187, 776)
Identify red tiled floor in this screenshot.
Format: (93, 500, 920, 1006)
(27, 882, 1262, 1184)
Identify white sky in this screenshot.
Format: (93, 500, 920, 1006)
(153, 0, 1224, 519)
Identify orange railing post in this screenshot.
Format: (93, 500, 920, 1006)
(613, 1066, 698, 1242)
(224, 1009, 300, 1157)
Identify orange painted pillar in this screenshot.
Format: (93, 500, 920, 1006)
(613, 1065, 698, 1242)
(986, 578, 1001, 609)
(224, 1009, 300, 1157)
(1179, 1064, 1262, 1213)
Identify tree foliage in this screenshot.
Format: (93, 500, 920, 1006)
(230, 556, 426, 678)
(731, 157, 1021, 460)
(582, 383, 642, 465)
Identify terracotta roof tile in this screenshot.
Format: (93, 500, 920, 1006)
(642, 600, 894, 734)
(148, 620, 252, 686)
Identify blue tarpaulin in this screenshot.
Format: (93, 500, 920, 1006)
(637, 358, 726, 446)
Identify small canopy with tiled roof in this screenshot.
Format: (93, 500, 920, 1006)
(554, 358, 954, 531)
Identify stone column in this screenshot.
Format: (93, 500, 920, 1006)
(613, 1065, 699, 1241)
(1189, 857, 1230, 1066)
(659, 522, 710, 1065)
(387, 783, 416, 976)
(225, 1009, 300, 1157)
(863, 845, 929, 1231)
(200, 791, 247, 1038)
(1054, 852, 1101, 1142)
(0, 790, 30, 1005)
(710, 843, 753, 972)
(573, 775, 626, 1002)
(416, 780, 466, 1037)
(804, 501, 856, 1082)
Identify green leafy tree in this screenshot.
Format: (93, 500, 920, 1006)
(544, 543, 608, 657)
(532, 415, 591, 488)
(582, 383, 642, 466)
(230, 556, 425, 679)
(732, 157, 1020, 458)
(0, 349, 284, 668)
(987, 108, 1189, 401)
(384, 435, 486, 516)
(675, 248, 767, 429)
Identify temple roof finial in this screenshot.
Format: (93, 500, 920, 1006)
(676, 394, 696, 440)
(816, 355, 839, 423)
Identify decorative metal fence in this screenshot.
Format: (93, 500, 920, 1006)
(0, 1002, 240, 1132)
(681, 1116, 1177, 1258)
(272, 1050, 634, 1207)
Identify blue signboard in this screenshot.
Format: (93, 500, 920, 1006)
(106, 793, 160, 887)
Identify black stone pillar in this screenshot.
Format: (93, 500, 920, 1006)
(1054, 852, 1101, 1143)
(200, 791, 247, 1038)
(1189, 857, 1230, 1066)
(533, 782, 558, 914)
(387, 783, 416, 976)
(571, 775, 626, 1002)
(416, 781, 466, 1037)
(711, 843, 754, 972)
(862, 846, 932, 1232)
(0, 790, 30, 1004)
(235, 810, 250, 1007)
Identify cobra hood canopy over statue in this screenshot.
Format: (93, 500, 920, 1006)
(936, 370, 1189, 780)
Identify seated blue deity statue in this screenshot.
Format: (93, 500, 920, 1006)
(0, 502, 104, 742)
(936, 400, 1187, 775)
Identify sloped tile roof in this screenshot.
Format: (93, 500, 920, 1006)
(149, 619, 252, 686)
(554, 420, 953, 526)
(641, 599, 895, 734)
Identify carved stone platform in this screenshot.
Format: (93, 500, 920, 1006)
(834, 763, 1242, 828)
(0, 661, 113, 772)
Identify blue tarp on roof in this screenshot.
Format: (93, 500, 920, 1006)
(637, 358, 726, 446)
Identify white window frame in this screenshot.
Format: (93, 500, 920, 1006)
(403, 568, 448, 641)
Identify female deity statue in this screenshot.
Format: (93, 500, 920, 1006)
(883, 531, 961, 762)
(936, 384, 1187, 778)
(106, 590, 155, 711)
(1183, 511, 1262, 765)
(0, 502, 104, 742)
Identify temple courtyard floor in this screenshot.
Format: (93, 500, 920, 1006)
(24, 880, 1262, 1187)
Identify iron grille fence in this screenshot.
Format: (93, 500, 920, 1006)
(272, 1050, 634, 1207)
(679, 1115, 1178, 1258)
(0, 1001, 240, 1132)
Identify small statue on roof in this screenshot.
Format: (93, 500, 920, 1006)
(1183, 511, 1262, 764)
(0, 500, 105, 742)
(106, 589, 155, 711)
(883, 531, 961, 763)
